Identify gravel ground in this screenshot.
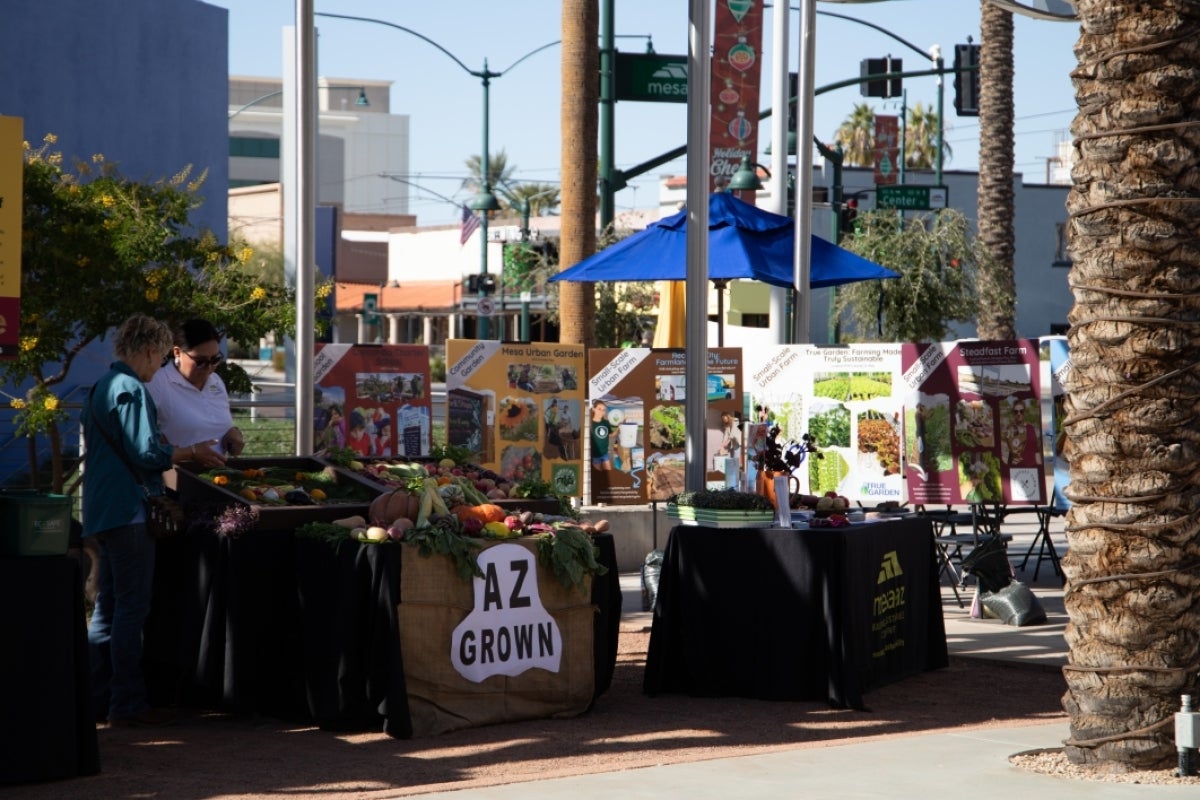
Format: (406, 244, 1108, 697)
(1011, 748, 1200, 785)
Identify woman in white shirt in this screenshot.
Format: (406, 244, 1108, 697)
(147, 319, 242, 466)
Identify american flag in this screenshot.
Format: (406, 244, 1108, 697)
(460, 203, 481, 245)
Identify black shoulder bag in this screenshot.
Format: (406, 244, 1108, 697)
(86, 388, 186, 539)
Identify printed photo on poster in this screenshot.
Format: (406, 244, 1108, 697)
(314, 385, 347, 452)
(542, 397, 581, 462)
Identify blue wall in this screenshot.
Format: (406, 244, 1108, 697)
(0, 0, 228, 484)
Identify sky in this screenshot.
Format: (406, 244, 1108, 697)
(207, 0, 1080, 226)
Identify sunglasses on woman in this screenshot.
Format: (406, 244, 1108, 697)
(182, 351, 224, 368)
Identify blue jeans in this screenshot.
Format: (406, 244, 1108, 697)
(87, 523, 156, 720)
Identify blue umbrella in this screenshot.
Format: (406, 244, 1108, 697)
(549, 192, 899, 289)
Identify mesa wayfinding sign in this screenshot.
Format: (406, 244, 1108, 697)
(614, 53, 688, 103)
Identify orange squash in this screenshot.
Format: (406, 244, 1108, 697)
(453, 503, 507, 526)
(369, 488, 421, 526)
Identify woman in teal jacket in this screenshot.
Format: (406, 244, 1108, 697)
(83, 314, 216, 727)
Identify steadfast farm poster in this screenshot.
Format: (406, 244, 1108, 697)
(587, 347, 743, 505)
(313, 344, 432, 457)
(743, 344, 904, 506)
(900, 339, 1046, 506)
(446, 339, 586, 497)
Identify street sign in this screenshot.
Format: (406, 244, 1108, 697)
(362, 292, 379, 325)
(614, 53, 688, 103)
(477, 297, 496, 317)
(876, 185, 950, 211)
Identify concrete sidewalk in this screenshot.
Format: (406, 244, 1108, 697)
(408, 512, 1200, 799)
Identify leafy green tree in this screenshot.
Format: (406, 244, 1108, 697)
(834, 208, 986, 342)
(7, 133, 329, 493)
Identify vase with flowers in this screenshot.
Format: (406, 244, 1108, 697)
(751, 426, 822, 509)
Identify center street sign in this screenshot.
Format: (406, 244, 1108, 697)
(875, 185, 949, 211)
(614, 53, 688, 103)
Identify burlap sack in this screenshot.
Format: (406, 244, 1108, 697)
(399, 538, 595, 737)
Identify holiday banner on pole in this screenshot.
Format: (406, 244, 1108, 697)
(708, 0, 764, 197)
(900, 339, 1046, 506)
(0, 116, 23, 359)
(446, 340, 585, 496)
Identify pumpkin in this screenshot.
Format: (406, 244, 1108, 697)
(452, 503, 508, 526)
(369, 488, 421, 526)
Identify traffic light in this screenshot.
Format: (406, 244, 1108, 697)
(860, 57, 902, 99)
(953, 43, 981, 117)
(467, 274, 497, 295)
(840, 198, 859, 238)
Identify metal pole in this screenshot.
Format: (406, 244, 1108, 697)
(935, 48, 944, 185)
(768, 0, 790, 344)
(792, 0, 816, 344)
(599, 0, 615, 232)
(288, 5, 316, 455)
(478, 65, 491, 340)
(684, 0, 710, 493)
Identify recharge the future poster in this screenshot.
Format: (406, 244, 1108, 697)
(743, 343, 905, 506)
(587, 347, 743, 505)
(313, 344, 433, 458)
(900, 339, 1046, 506)
(446, 340, 586, 497)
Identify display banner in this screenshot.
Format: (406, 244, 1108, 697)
(312, 343, 432, 457)
(0, 116, 23, 359)
(743, 343, 904, 505)
(873, 114, 900, 187)
(1046, 335, 1071, 509)
(708, 0, 764, 198)
(900, 339, 1046, 506)
(587, 347, 743, 505)
(446, 339, 585, 496)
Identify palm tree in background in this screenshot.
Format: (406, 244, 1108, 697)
(501, 182, 561, 218)
(834, 102, 876, 166)
(557, 0, 598, 346)
(975, 1, 1016, 339)
(463, 150, 516, 195)
(904, 102, 951, 169)
(834, 101, 949, 170)
(1059, 0, 1200, 770)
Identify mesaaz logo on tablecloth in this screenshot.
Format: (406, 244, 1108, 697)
(451, 543, 562, 682)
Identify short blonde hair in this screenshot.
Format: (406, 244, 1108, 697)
(113, 314, 174, 362)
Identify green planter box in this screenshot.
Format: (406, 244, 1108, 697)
(0, 491, 72, 557)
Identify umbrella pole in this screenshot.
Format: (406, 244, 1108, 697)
(714, 280, 727, 347)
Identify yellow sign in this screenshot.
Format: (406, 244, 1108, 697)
(0, 116, 22, 359)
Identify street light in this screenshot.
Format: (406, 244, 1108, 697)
(229, 85, 368, 119)
(315, 12, 560, 340)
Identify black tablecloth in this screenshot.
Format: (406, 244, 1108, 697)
(0, 556, 100, 784)
(643, 519, 947, 710)
(146, 527, 620, 738)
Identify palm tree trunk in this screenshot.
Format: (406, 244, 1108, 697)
(976, 0, 1016, 339)
(1062, 0, 1200, 769)
(558, 0, 598, 346)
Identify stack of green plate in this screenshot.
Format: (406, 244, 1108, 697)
(666, 505, 776, 529)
